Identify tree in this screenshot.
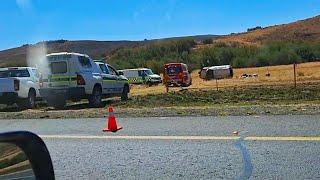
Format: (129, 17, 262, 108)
(202, 39, 213, 44)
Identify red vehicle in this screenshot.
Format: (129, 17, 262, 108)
(163, 63, 192, 87)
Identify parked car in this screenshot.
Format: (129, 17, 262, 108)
(199, 65, 233, 80)
(39, 52, 129, 109)
(0, 67, 41, 109)
(163, 63, 192, 87)
(94, 60, 130, 100)
(118, 68, 162, 86)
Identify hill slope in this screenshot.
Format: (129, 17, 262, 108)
(0, 40, 146, 67)
(216, 15, 320, 44)
(0, 35, 218, 67)
(1, 15, 320, 67)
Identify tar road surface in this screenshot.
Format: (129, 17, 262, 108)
(1, 115, 320, 179)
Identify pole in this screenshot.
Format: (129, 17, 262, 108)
(293, 63, 297, 88)
(216, 79, 218, 91)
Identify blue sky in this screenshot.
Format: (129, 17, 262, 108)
(0, 0, 319, 50)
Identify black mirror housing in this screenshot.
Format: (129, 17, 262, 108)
(0, 131, 55, 180)
(118, 71, 124, 75)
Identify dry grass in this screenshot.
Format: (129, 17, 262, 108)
(216, 16, 320, 44)
(131, 61, 320, 96)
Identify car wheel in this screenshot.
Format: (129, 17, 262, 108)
(18, 90, 36, 109)
(89, 86, 102, 107)
(121, 85, 129, 101)
(146, 81, 153, 87)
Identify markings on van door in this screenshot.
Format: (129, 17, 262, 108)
(102, 77, 117, 83)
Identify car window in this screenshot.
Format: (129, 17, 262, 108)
(78, 56, 92, 69)
(182, 65, 187, 71)
(50, 62, 67, 74)
(31, 69, 40, 78)
(144, 69, 153, 75)
(0, 69, 30, 77)
(99, 64, 109, 74)
(0, 71, 8, 78)
(166, 66, 182, 74)
(107, 65, 117, 75)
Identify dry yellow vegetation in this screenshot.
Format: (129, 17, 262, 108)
(216, 16, 320, 44)
(130, 61, 320, 96)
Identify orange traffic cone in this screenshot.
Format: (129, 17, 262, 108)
(102, 105, 122, 132)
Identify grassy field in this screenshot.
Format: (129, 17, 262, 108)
(1, 84, 319, 119)
(1, 62, 320, 119)
(131, 61, 320, 96)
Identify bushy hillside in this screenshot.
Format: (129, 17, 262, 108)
(0, 35, 218, 67)
(0, 40, 145, 67)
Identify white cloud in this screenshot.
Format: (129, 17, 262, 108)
(16, 0, 32, 10)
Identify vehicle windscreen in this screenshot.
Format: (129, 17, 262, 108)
(166, 66, 182, 75)
(144, 69, 154, 75)
(0, 69, 30, 78)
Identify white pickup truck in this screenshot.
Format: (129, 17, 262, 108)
(0, 67, 41, 109)
(39, 52, 130, 108)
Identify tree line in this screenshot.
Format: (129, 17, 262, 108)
(108, 38, 320, 73)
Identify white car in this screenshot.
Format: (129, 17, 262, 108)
(0, 67, 41, 108)
(94, 60, 129, 99)
(39, 52, 129, 108)
(118, 68, 162, 86)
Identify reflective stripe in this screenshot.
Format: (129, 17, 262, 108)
(50, 75, 76, 78)
(102, 77, 117, 83)
(46, 75, 77, 82)
(50, 77, 70, 81)
(128, 77, 144, 84)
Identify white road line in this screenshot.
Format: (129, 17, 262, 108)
(39, 135, 320, 141)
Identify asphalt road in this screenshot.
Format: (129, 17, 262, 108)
(1, 115, 320, 179)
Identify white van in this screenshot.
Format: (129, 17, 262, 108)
(119, 68, 162, 85)
(39, 52, 129, 108)
(199, 65, 233, 80)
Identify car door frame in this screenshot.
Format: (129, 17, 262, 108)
(97, 63, 115, 94)
(107, 65, 123, 93)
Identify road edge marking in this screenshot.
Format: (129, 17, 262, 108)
(39, 135, 320, 141)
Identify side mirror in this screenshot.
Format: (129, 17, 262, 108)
(0, 131, 54, 180)
(118, 71, 124, 76)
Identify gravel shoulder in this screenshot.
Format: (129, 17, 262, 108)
(0, 102, 319, 119)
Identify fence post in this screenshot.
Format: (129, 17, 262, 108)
(293, 63, 297, 88)
(216, 79, 219, 91)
